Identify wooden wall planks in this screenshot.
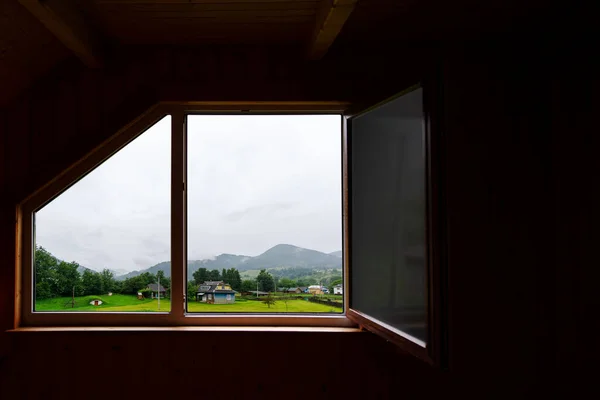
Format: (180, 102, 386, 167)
(0, 32, 596, 397)
(0, 44, 404, 204)
(0, 0, 71, 106)
(0, 329, 442, 399)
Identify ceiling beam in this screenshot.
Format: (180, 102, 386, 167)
(308, 0, 358, 60)
(19, 0, 103, 68)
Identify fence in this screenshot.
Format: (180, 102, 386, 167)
(307, 297, 343, 308)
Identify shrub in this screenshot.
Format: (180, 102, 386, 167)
(35, 281, 54, 300)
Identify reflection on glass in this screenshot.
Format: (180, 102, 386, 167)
(351, 88, 427, 344)
(186, 115, 342, 313)
(34, 116, 171, 312)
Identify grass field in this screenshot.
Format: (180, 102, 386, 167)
(35, 294, 172, 312)
(35, 294, 341, 313)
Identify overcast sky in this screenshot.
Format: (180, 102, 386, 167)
(36, 115, 342, 273)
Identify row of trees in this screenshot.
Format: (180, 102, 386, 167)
(35, 247, 171, 300)
(35, 247, 120, 299)
(35, 246, 343, 301)
(192, 267, 242, 291)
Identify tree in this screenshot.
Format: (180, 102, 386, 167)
(329, 278, 342, 294)
(225, 268, 242, 291)
(156, 270, 166, 296)
(278, 278, 296, 290)
(119, 272, 156, 295)
(55, 261, 82, 297)
(157, 269, 165, 282)
(161, 276, 171, 298)
(261, 295, 276, 309)
(304, 277, 318, 286)
(187, 281, 198, 302)
(81, 270, 103, 295)
(111, 279, 122, 294)
(101, 269, 115, 293)
(296, 279, 309, 287)
(34, 246, 59, 299)
(241, 279, 256, 293)
(35, 281, 54, 300)
(193, 268, 208, 285)
(256, 269, 275, 292)
(222, 268, 226, 283)
(207, 269, 221, 281)
(139, 272, 157, 286)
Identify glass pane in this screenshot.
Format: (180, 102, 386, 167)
(187, 115, 342, 313)
(34, 116, 171, 312)
(351, 88, 427, 345)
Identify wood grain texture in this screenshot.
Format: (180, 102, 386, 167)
(84, 0, 319, 44)
(19, 0, 104, 67)
(0, 0, 70, 106)
(0, 44, 394, 203)
(0, 15, 594, 394)
(0, 329, 440, 399)
(94, 0, 316, 4)
(92, 2, 318, 12)
(308, 0, 357, 59)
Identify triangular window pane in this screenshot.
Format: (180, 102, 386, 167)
(34, 116, 171, 312)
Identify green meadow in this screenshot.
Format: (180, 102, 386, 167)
(35, 294, 341, 313)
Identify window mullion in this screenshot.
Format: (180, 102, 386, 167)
(170, 110, 186, 320)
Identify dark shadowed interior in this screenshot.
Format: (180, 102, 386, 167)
(1, 0, 597, 398)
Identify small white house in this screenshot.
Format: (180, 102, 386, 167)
(333, 284, 343, 295)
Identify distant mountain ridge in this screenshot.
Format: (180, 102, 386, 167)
(115, 244, 342, 280)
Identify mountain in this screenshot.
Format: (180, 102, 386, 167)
(237, 244, 341, 271)
(329, 250, 343, 258)
(110, 268, 129, 276)
(76, 265, 97, 275)
(115, 244, 341, 280)
(116, 261, 170, 281)
(116, 254, 252, 280)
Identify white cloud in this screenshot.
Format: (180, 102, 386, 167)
(36, 115, 341, 272)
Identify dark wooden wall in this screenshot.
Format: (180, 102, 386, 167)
(0, 31, 597, 397)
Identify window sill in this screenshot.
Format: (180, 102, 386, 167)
(8, 326, 362, 333)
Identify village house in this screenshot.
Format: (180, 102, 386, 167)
(308, 285, 324, 295)
(196, 281, 236, 304)
(146, 283, 166, 299)
(334, 284, 343, 295)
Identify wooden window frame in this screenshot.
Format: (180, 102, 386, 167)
(16, 97, 447, 367)
(18, 102, 354, 328)
(345, 79, 448, 367)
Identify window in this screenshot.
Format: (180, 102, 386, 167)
(346, 84, 447, 364)
(186, 115, 342, 314)
(30, 116, 171, 314)
(19, 95, 446, 365)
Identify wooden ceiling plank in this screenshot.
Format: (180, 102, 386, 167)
(95, 9, 316, 19)
(94, 0, 314, 4)
(19, 0, 103, 68)
(308, 0, 357, 60)
(95, 2, 317, 12)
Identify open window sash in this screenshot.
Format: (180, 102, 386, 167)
(345, 82, 447, 366)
